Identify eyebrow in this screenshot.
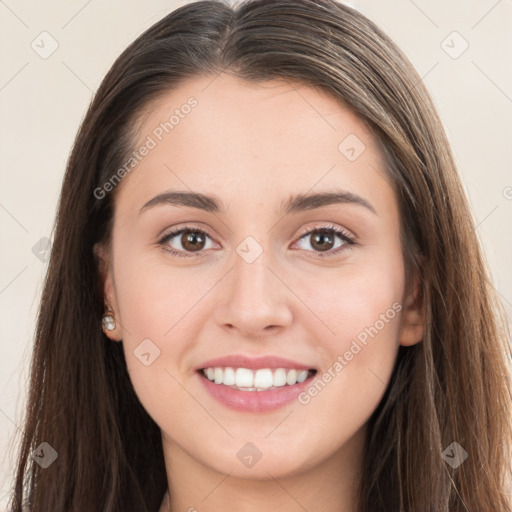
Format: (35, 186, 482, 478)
(139, 189, 377, 216)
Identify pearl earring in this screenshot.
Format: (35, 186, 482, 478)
(102, 302, 116, 333)
(102, 313, 116, 332)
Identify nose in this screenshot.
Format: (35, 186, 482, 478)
(213, 248, 293, 339)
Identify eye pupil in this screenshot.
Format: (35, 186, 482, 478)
(182, 231, 205, 252)
(311, 229, 334, 252)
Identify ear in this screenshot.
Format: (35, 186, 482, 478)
(399, 272, 425, 347)
(93, 242, 122, 342)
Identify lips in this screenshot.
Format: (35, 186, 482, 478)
(196, 354, 314, 371)
(195, 354, 317, 412)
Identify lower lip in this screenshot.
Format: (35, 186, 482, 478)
(197, 371, 315, 413)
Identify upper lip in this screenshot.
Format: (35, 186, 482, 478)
(196, 355, 316, 371)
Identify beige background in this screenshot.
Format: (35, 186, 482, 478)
(1, 0, 511, 507)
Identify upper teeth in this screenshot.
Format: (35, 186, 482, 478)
(202, 367, 310, 389)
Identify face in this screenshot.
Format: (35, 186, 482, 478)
(97, 73, 423, 480)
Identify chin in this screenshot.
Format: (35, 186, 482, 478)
(199, 441, 323, 480)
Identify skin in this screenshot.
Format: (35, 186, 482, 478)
(96, 72, 424, 512)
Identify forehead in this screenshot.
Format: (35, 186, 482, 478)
(116, 72, 394, 218)
(133, 72, 375, 158)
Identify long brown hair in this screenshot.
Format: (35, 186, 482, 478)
(7, 1, 512, 510)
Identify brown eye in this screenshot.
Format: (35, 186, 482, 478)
(308, 229, 336, 252)
(159, 226, 215, 257)
(180, 231, 206, 252)
(294, 225, 355, 258)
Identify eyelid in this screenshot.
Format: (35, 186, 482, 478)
(295, 222, 355, 243)
(157, 222, 212, 240)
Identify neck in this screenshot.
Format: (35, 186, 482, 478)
(160, 427, 365, 512)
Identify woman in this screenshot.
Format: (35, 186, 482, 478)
(7, 0, 512, 511)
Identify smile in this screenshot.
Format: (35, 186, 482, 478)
(197, 364, 317, 412)
(201, 367, 314, 390)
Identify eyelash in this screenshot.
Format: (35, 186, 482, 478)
(157, 223, 356, 259)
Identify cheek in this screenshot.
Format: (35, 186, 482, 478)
(297, 256, 404, 347)
(113, 256, 200, 425)
(112, 244, 193, 339)
(294, 253, 404, 403)
(300, 320, 400, 450)
(295, 263, 404, 432)
(110, 247, 200, 402)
